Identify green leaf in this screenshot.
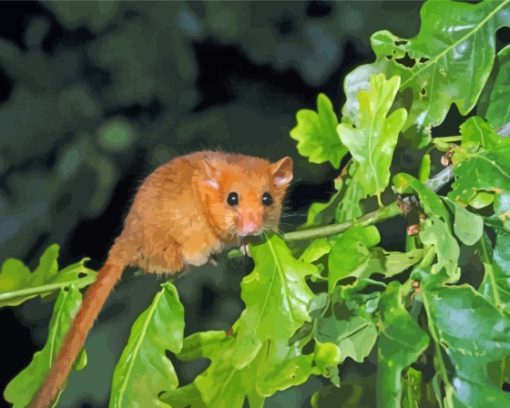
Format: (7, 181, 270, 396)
(304, 162, 364, 227)
(328, 226, 381, 292)
(4, 286, 86, 407)
(342, 0, 510, 144)
(299, 238, 331, 264)
(176, 330, 229, 361)
(313, 341, 342, 385)
(161, 332, 230, 408)
(469, 191, 495, 209)
(255, 341, 322, 396)
(494, 192, 510, 232)
(233, 235, 318, 366)
(381, 249, 424, 278)
(394, 173, 450, 220)
(311, 375, 376, 408)
(460, 116, 502, 150)
(304, 189, 342, 228)
(316, 312, 377, 363)
(450, 143, 510, 205)
(420, 217, 460, 280)
(290, 93, 347, 168)
(419, 153, 431, 183)
(335, 165, 365, 222)
(377, 282, 429, 408)
(444, 198, 484, 246)
(182, 336, 326, 408)
(423, 285, 510, 406)
(426, 287, 510, 361)
(338, 74, 407, 202)
(0, 244, 96, 308)
(187, 336, 248, 407)
(480, 232, 510, 314)
(394, 173, 460, 279)
(402, 367, 423, 408)
(110, 282, 184, 408)
(159, 383, 206, 408)
(478, 44, 510, 129)
(338, 280, 383, 321)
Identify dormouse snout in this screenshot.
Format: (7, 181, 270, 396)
(238, 209, 263, 236)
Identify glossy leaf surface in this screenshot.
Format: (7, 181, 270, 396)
(110, 282, 184, 408)
(233, 235, 318, 365)
(0, 244, 95, 307)
(290, 93, 347, 168)
(338, 74, 407, 201)
(4, 286, 85, 408)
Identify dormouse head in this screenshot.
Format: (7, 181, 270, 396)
(197, 153, 293, 238)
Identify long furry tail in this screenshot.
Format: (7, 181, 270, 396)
(29, 262, 124, 408)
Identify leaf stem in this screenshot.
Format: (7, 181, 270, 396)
(432, 136, 462, 143)
(284, 201, 401, 241)
(284, 165, 454, 242)
(0, 275, 96, 304)
(478, 235, 502, 309)
(418, 246, 436, 269)
(421, 292, 452, 394)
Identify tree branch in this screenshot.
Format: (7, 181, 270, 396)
(283, 166, 453, 242)
(283, 120, 510, 243)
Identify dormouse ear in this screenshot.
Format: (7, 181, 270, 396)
(271, 156, 293, 187)
(201, 160, 220, 189)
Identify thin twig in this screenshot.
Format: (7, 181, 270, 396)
(283, 166, 454, 242)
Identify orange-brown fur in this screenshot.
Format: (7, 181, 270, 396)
(29, 151, 293, 408)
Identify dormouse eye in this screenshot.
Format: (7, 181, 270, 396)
(227, 192, 239, 206)
(262, 192, 273, 206)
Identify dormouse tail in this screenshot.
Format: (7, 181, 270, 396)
(29, 261, 124, 408)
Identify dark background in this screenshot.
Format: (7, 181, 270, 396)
(0, 1, 423, 407)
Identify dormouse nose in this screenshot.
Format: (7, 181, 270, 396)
(238, 209, 263, 236)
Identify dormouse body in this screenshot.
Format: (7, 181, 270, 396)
(30, 151, 293, 408)
(110, 151, 293, 273)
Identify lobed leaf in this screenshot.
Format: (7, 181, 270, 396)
(304, 162, 364, 229)
(255, 341, 339, 396)
(110, 282, 184, 408)
(316, 312, 377, 364)
(0, 244, 96, 308)
(4, 286, 85, 408)
(311, 376, 376, 408)
(394, 173, 460, 279)
(335, 169, 365, 222)
(171, 333, 338, 408)
(338, 74, 407, 202)
(423, 285, 510, 406)
(377, 282, 429, 408)
(450, 143, 510, 205)
(444, 198, 484, 246)
(328, 226, 380, 292)
(342, 0, 510, 145)
(401, 367, 423, 408)
(460, 116, 502, 150)
(478, 45, 510, 129)
(299, 238, 331, 264)
(480, 232, 510, 314)
(191, 335, 248, 408)
(290, 93, 347, 168)
(233, 235, 318, 366)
